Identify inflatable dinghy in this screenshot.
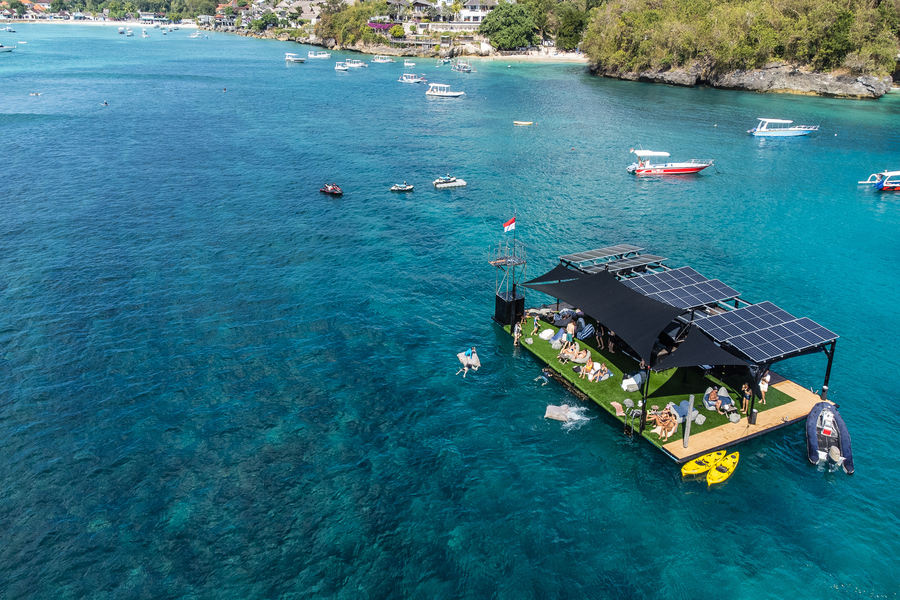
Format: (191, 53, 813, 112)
(806, 402, 854, 474)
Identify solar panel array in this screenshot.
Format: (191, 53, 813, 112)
(585, 254, 666, 274)
(622, 267, 740, 310)
(697, 301, 837, 363)
(559, 244, 643, 264)
(623, 266, 707, 294)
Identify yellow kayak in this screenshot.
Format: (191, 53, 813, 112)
(513, 121, 533, 126)
(681, 450, 725, 477)
(707, 452, 739, 486)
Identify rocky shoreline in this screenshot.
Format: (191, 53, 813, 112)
(590, 61, 894, 99)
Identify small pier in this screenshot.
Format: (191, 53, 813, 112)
(493, 242, 838, 463)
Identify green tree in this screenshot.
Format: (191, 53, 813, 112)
(10, 0, 26, 15)
(252, 11, 277, 30)
(450, 0, 461, 21)
(478, 1, 536, 49)
(555, 3, 587, 50)
(389, 24, 404, 37)
(223, 5, 233, 15)
(50, 0, 67, 12)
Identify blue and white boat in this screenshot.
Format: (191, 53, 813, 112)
(748, 118, 819, 137)
(806, 402, 854, 474)
(859, 170, 900, 192)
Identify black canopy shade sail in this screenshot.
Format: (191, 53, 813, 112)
(524, 270, 685, 364)
(652, 323, 748, 372)
(524, 263, 588, 285)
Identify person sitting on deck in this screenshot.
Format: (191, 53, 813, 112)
(647, 407, 677, 441)
(513, 319, 523, 346)
(588, 362, 610, 382)
(580, 356, 594, 379)
(557, 344, 578, 363)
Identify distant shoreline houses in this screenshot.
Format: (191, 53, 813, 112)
(0, 0, 500, 33)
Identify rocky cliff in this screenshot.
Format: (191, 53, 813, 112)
(591, 61, 893, 99)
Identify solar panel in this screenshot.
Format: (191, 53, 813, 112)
(559, 244, 643, 264)
(622, 266, 707, 294)
(646, 279, 740, 310)
(599, 254, 666, 274)
(697, 302, 837, 362)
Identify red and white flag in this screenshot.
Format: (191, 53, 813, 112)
(503, 217, 516, 232)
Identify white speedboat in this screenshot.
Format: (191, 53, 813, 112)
(372, 55, 394, 63)
(452, 60, 474, 73)
(433, 174, 466, 188)
(118, 27, 125, 34)
(335, 61, 349, 71)
(188, 31, 201, 38)
(390, 182, 414, 192)
(426, 83, 464, 98)
(748, 118, 819, 137)
(307, 50, 331, 59)
(398, 73, 426, 84)
(285, 53, 305, 63)
(404, 59, 415, 67)
(346, 59, 368, 68)
(626, 149, 713, 175)
(125, 28, 134, 36)
(0, 44, 16, 52)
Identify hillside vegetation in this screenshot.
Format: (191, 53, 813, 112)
(581, 0, 900, 76)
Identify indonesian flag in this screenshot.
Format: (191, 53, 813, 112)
(503, 217, 516, 232)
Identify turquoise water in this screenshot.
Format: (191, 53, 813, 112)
(1, 24, 899, 598)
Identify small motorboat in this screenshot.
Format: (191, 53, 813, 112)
(0, 44, 16, 52)
(859, 170, 900, 191)
(308, 50, 331, 59)
(346, 59, 368, 68)
(285, 53, 306, 63)
(335, 61, 349, 72)
(748, 118, 819, 137)
(398, 73, 426, 84)
(433, 174, 466, 188)
(807, 402, 854, 474)
(390, 182, 414, 192)
(626, 149, 713, 175)
(320, 183, 343, 195)
(372, 55, 394, 63)
(404, 59, 416, 67)
(426, 83, 465, 98)
(451, 60, 475, 73)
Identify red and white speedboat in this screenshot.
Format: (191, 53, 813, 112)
(320, 183, 343, 195)
(626, 149, 713, 176)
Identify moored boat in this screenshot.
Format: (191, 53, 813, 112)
(451, 60, 475, 73)
(626, 149, 713, 175)
(433, 174, 466, 188)
(308, 50, 331, 59)
(0, 44, 16, 52)
(346, 59, 368, 68)
(859, 170, 900, 191)
(285, 53, 306, 63)
(426, 83, 465, 98)
(390, 182, 414, 192)
(398, 73, 426, 84)
(320, 183, 343, 195)
(118, 26, 125, 34)
(807, 402, 854, 474)
(335, 61, 349, 71)
(372, 55, 394, 63)
(748, 118, 819, 137)
(404, 59, 415, 67)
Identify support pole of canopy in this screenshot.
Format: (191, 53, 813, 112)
(639, 365, 651, 434)
(747, 363, 767, 426)
(822, 340, 836, 400)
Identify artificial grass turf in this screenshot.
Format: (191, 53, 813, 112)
(510, 321, 795, 446)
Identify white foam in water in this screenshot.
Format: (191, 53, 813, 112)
(561, 405, 594, 431)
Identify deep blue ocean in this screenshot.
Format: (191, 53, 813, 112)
(1, 24, 899, 599)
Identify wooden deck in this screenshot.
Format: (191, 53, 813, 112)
(510, 320, 827, 463)
(662, 381, 826, 461)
